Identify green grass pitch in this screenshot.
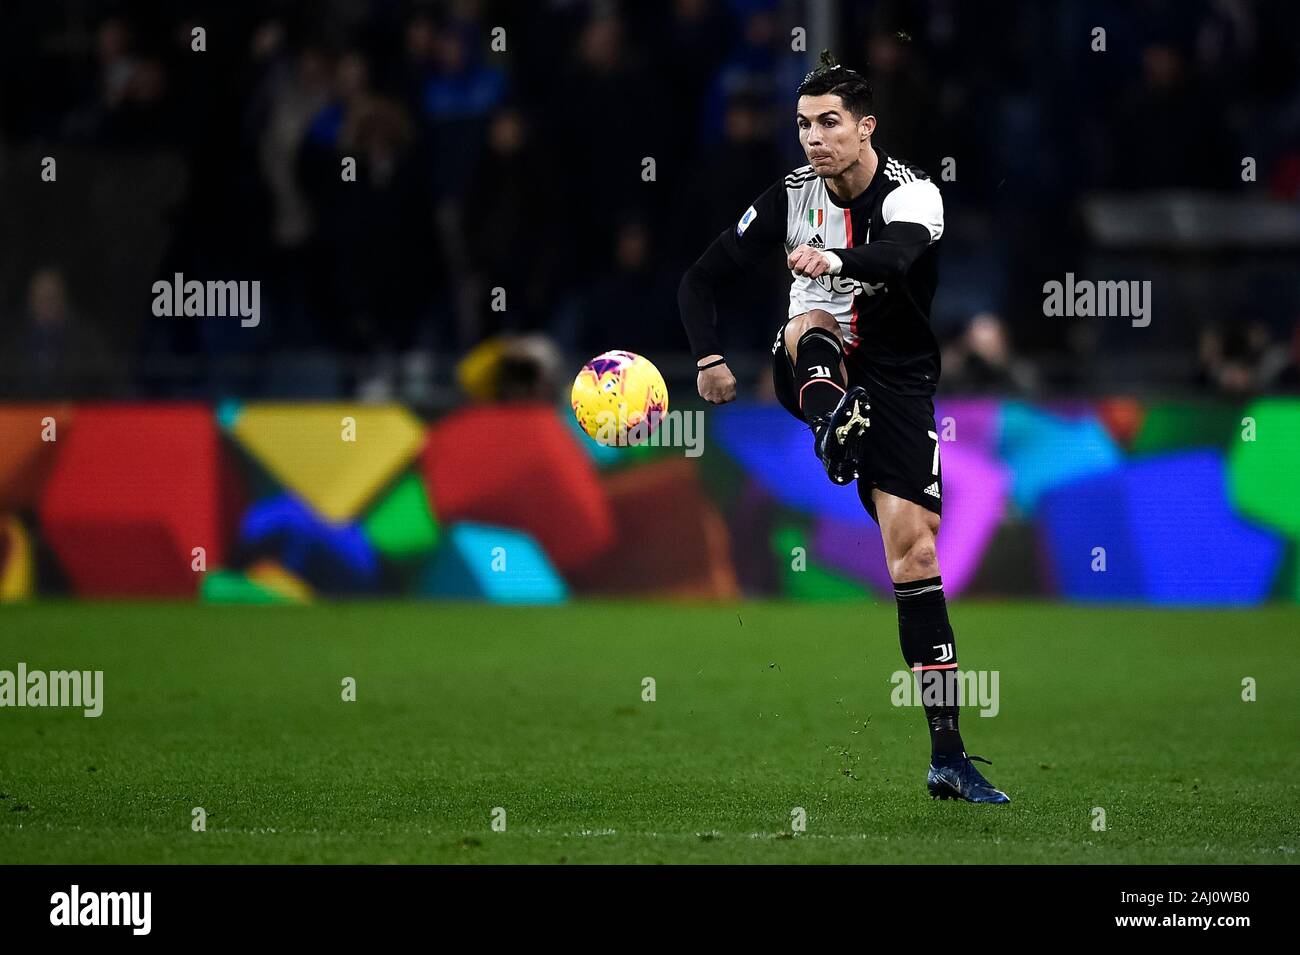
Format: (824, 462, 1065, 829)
(1, 601, 1296, 864)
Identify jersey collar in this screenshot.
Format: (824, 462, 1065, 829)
(824, 144, 888, 209)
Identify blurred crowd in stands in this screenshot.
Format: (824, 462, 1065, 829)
(1, 0, 1299, 401)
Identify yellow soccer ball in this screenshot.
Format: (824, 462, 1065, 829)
(571, 350, 669, 446)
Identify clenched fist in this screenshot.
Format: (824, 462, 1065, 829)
(788, 244, 834, 278)
(696, 355, 737, 404)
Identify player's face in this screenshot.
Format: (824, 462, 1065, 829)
(796, 94, 870, 177)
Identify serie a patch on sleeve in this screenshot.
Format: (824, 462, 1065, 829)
(736, 205, 758, 236)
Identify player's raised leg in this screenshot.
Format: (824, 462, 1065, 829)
(874, 490, 1011, 804)
(783, 310, 871, 485)
(783, 308, 846, 417)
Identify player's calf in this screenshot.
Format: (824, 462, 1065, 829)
(787, 318, 847, 422)
(886, 525, 939, 582)
(893, 561, 1011, 804)
(895, 574, 964, 761)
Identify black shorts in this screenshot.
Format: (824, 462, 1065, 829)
(772, 323, 942, 524)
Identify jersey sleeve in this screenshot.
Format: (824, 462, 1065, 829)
(678, 181, 788, 360)
(826, 178, 942, 283)
(718, 180, 789, 265)
(880, 178, 944, 241)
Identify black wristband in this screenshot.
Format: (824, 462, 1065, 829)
(697, 357, 727, 370)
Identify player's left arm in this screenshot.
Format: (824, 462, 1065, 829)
(788, 178, 944, 282)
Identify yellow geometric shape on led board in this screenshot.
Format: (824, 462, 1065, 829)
(228, 403, 425, 522)
(0, 515, 34, 601)
(247, 559, 314, 603)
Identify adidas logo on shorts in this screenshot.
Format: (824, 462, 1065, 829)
(923, 482, 941, 499)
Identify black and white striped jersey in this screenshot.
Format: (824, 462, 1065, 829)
(724, 145, 944, 395)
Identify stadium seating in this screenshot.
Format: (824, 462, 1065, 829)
(421, 403, 614, 571)
(38, 404, 234, 596)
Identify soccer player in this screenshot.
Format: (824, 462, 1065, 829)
(678, 53, 1010, 803)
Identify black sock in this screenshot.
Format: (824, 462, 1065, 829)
(793, 327, 846, 421)
(895, 576, 966, 763)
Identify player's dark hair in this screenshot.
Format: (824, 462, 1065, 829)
(796, 50, 874, 118)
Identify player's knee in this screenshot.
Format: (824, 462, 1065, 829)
(805, 308, 838, 333)
(784, 309, 841, 356)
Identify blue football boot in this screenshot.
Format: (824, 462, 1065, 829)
(927, 754, 1012, 804)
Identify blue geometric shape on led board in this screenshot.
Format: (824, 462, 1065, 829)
(419, 522, 567, 604)
(1039, 451, 1283, 605)
(240, 494, 379, 593)
(998, 402, 1123, 516)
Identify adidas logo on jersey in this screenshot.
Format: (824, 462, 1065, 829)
(807, 233, 825, 249)
(923, 482, 941, 499)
